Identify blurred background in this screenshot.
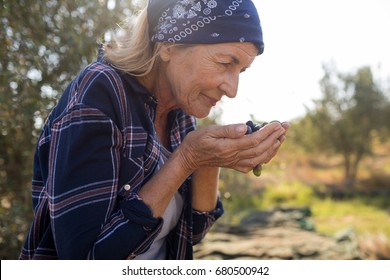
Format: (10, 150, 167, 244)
(1, 0, 389, 259)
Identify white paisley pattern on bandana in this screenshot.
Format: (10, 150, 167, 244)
(151, 0, 244, 43)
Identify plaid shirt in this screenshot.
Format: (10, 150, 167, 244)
(20, 58, 223, 260)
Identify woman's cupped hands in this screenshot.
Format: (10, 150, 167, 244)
(177, 121, 289, 174)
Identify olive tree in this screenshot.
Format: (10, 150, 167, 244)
(306, 64, 389, 187)
(0, 0, 144, 259)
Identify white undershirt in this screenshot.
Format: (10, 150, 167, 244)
(134, 146, 184, 260)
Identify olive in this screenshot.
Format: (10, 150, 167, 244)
(253, 164, 262, 177)
(246, 120, 254, 127)
(245, 125, 253, 135)
(245, 119, 281, 176)
(245, 120, 264, 176)
(252, 124, 261, 132)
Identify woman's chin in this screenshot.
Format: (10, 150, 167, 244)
(189, 107, 212, 119)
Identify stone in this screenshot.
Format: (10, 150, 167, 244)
(194, 207, 362, 260)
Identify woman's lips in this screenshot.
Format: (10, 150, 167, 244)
(203, 94, 219, 106)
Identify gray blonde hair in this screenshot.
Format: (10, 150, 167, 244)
(103, 6, 162, 77)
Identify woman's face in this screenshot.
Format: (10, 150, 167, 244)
(160, 42, 258, 118)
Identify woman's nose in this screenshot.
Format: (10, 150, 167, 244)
(220, 72, 239, 98)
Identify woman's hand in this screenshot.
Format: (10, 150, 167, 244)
(177, 121, 289, 174)
(139, 122, 288, 217)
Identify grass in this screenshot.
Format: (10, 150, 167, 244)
(218, 140, 390, 252)
(215, 132, 390, 259)
(312, 197, 390, 239)
(220, 180, 390, 247)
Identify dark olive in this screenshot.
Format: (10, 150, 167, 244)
(252, 124, 261, 132)
(245, 125, 253, 135)
(246, 120, 254, 127)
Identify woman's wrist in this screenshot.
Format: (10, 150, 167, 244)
(174, 141, 199, 174)
(191, 166, 220, 212)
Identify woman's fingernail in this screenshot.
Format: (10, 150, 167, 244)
(236, 124, 246, 133)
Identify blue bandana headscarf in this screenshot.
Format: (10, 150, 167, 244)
(147, 0, 264, 55)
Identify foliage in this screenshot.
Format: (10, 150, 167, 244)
(220, 179, 316, 222)
(0, 0, 143, 259)
(219, 178, 390, 245)
(312, 197, 390, 240)
(260, 181, 315, 208)
(0, 195, 29, 259)
(218, 168, 259, 224)
(300, 64, 390, 186)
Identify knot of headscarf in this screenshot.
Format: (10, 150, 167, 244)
(147, 0, 264, 55)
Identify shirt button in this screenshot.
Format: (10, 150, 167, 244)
(124, 184, 131, 191)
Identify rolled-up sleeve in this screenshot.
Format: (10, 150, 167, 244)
(192, 198, 224, 244)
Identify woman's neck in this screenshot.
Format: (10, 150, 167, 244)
(137, 71, 177, 148)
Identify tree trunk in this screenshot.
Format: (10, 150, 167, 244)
(343, 153, 355, 189)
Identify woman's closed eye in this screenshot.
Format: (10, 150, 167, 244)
(219, 61, 233, 68)
(219, 62, 248, 73)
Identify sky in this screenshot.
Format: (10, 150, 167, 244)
(218, 0, 390, 124)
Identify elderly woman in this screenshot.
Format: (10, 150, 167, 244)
(20, 0, 288, 260)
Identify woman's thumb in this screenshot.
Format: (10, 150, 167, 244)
(213, 123, 247, 139)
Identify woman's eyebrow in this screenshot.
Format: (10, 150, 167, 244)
(216, 53, 240, 64)
(216, 53, 253, 68)
(232, 55, 254, 69)
(230, 55, 240, 65)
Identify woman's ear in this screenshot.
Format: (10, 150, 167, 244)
(159, 43, 175, 62)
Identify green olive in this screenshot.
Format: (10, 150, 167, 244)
(260, 122, 268, 128)
(253, 164, 262, 176)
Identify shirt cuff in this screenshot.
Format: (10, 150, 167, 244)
(120, 193, 162, 231)
(192, 197, 224, 220)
